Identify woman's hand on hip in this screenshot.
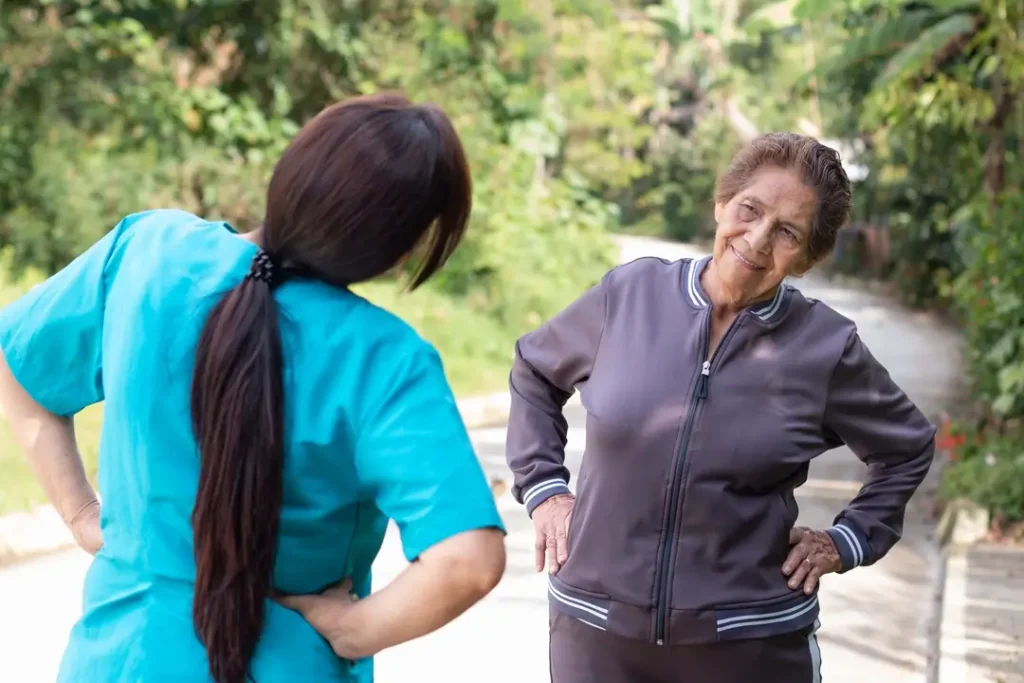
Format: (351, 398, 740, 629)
(274, 580, 366, 659)
(782, 527, 842, 594)
(532, 493, 575, 574)
(69, 499, 103, 556)
(275, 529, 505, 661)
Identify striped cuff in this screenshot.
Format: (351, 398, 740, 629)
(826, 521, 871, 572)
(522, 478, 572, 517)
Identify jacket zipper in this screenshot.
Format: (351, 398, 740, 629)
(654, 310, 742, 645)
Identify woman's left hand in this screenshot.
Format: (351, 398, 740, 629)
(782, 527, 842, 594)
(274, 580, 366, 659)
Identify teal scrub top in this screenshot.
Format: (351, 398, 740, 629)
(0, 209, 505, 682)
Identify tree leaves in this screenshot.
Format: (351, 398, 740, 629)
(872, 12, 979, 90)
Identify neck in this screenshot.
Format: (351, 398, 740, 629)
(239, 228, 263, 248)
(701, 260, 774, 315)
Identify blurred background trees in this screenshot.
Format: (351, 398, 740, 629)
(0, 0, 1021, 518)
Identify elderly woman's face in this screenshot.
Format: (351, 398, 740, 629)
(713, 165, 816, 300)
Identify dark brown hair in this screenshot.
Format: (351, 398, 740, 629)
(189, 92, 471, 683)
(714, 132, 852, 262)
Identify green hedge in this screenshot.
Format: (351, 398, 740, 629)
(940, 193, 1024, 524)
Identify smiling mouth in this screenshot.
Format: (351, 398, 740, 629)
(730, 245, 766, 271)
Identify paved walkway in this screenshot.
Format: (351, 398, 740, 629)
(941, 545, 1024, 682)
(0, 236, 982, 682)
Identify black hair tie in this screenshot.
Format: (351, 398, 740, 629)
(246, 249, 280, 289)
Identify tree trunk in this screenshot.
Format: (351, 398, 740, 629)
(983, 75, 1015, 196)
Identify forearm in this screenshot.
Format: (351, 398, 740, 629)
(506, 351, 573, 514)
(331, 528, 505, 659)
(829, 438, 935, 570)
(505, 277, 607, 514)
(0, 353, 97, 524)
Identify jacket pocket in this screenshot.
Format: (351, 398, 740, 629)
(547, 575, 611, 628)
(712, 590, 820, 641)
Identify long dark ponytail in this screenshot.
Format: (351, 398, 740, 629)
(188, 92, 471, 683)
(191, 268, 284, 683)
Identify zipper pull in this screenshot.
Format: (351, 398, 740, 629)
(697, 361, 710, 399)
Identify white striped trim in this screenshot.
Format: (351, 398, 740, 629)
(547, 581, 609, 622)
(830, 523, 864, 567)
(523, 478, 569, 507)
(574, 617, 608, 631)
(716, 596, 818, 632)
(753, 285, 787, 321)
(808, 618, 822, 683)
(686, 257, 709, 307)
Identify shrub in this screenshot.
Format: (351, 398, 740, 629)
(939, 425, 1024, 524)
(952, 194, 1024, 420)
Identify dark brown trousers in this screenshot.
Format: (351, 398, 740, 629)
(549, 609, 822, 683)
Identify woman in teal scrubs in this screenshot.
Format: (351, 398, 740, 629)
(0, 93, 506, 683)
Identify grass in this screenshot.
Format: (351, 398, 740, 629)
(0, 274, 516, 517)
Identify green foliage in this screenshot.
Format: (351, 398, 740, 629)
(2, 0, 1022, 520)
(952, 194, 1024, 419)
(0, 0, 762, 514)
(744, 0, 1024, 519)
(0, 0, 644, 324)
(940, 426, 1024, 524)
(871, 12, 978, 90)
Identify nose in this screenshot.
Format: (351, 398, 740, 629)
(746, 219, 773, 254)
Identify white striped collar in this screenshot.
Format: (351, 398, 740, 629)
(684, 256, 790, 323)
(751, 283, 789, 322)
(684, 256, 711, 308)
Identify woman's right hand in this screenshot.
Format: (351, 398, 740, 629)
(275, 528, 505, 661)
(532, 493, 575, 574)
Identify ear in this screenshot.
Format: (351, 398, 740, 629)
(714, 202, 723, 223)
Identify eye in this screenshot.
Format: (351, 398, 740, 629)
(737, 204, 757, 220)
(780, 227, 800, 243)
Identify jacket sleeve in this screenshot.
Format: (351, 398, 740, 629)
(505, 275, 608, 517)
(822, 328, 937, 572)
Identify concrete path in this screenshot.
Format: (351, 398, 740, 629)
(941, 545, 1024, 683)
(0, 236, 967, 682)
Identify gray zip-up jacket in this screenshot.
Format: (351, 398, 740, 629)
(506, 256, 936, 646)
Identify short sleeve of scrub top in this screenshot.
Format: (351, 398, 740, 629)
(0, 215, 136, 416)
(353, 342, 506, 561)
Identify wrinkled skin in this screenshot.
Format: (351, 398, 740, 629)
(783, 527, 843, 594)
(531, 493, 575, 574)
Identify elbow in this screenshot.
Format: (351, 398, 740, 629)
(459, 529, 507, 598)
(912, 433, 937, 474)
(438, 528, 507, 600)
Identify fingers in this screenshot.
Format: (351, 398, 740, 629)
(782, 543, 825, 593)
(274, 593, 315, 613)
(782, 542, 807, 576)
(783, 528, 841, 593)
(535, 531, 547, 573)
(787, 557, 812, 591)
(274, 578, 354, 613)
(545, 534, 559, 574)
(802, 564, 824, 595)
(322, 579, 353, 599)
(84, 526, 104, 555)
(533, 498, 575, 574)
(555, 523, 569, 568)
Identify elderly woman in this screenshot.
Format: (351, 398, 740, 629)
(505, 133, 935, 682)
